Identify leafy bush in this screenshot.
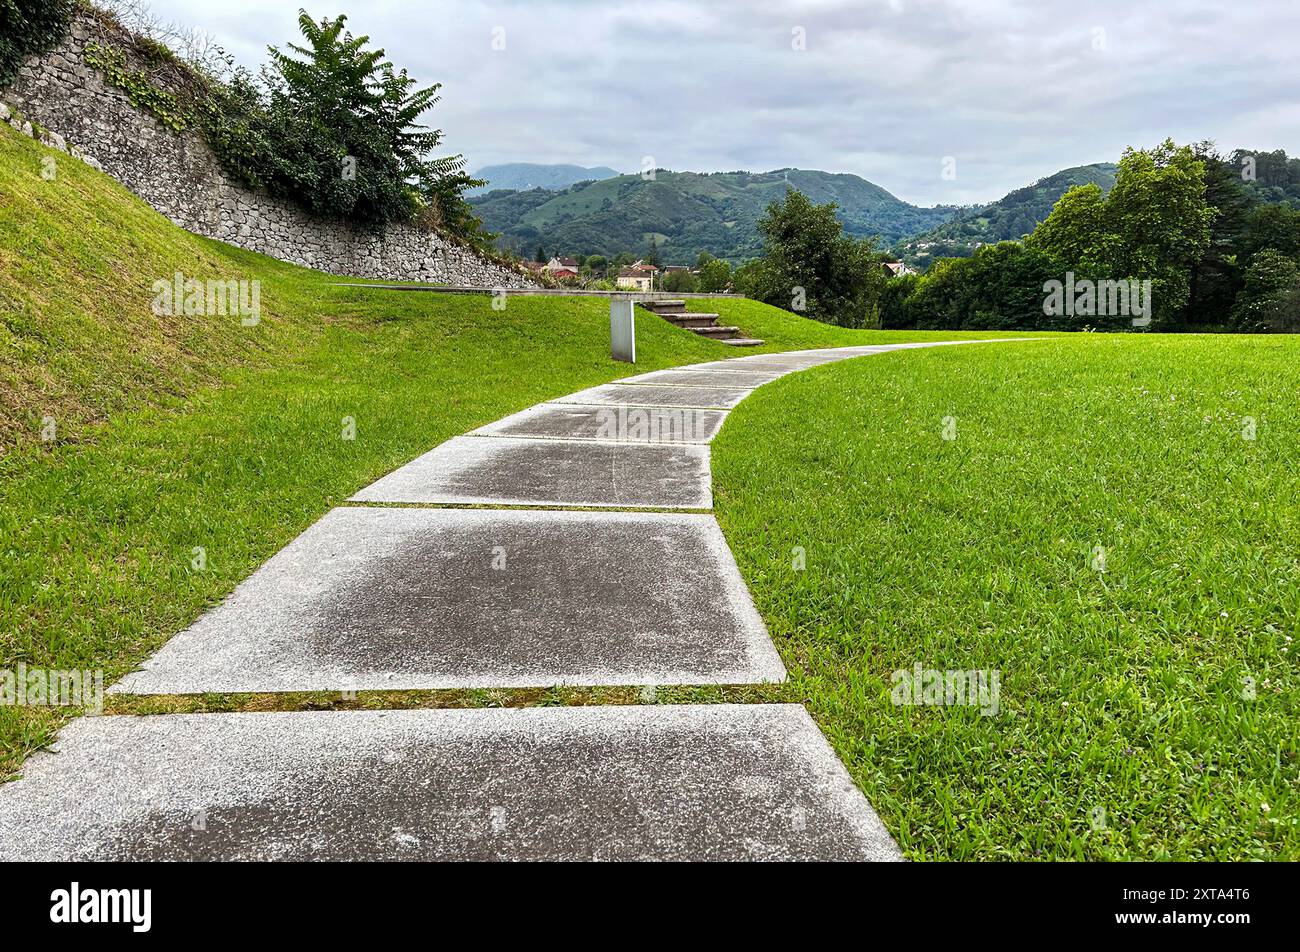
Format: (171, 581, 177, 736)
(1231, 250, 1300, 332)
(695, 254, 731, 292)
(200, 11, 478, 232)
(878, 272, 919, 328)
(0, 0, 74, 87)
(660, 269, 698, 293)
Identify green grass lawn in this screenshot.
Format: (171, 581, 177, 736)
(711, 334, 1298, 860)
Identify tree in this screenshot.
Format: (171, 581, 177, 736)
(1231, 250, 1300, 332)
(879, 272, 919, 328)
(536, 246, 546, 263)
(1179, 142, 1256, 328)
(697, 257, 732, 292)
(731, 260, 765, 298)
(1026, 183, 1114, 275)
(1240, 203, 1300, 263)
(747, 189, 885, 326)
(205, 10, 482, 235)
(660, 269, 698, 293)
(1026, 140, 1214, 329)
(1104, 140, 1214, 328)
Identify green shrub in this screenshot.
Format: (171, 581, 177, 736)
(76, 7, 489, 242)
(1231, 249, 1300, 332)
(199, 11, 479, 233)
(0, 0, 74, 87)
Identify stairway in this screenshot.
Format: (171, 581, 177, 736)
(638, 299, 763, 346)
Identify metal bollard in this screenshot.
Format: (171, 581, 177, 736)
(610, 298, 636, 363)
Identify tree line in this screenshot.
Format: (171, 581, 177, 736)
(735, 140, 1300, 333)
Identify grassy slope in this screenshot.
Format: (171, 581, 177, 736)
(712, 335, 1298, 860)
(0, 124, 306, 446)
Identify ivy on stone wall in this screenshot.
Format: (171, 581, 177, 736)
(83, 42, 192, 133)
(0, 0, 75, 87)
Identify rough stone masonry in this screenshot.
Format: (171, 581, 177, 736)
(1, 9, 536, 288)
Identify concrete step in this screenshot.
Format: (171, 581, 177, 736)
(639, 299, 687, 315)
(668, 315, 722, 329)
(719, 337, 765, 347)
(109, 508, 779, 694)
(692, 325, 743, 338)
(0, 706, 901, 861)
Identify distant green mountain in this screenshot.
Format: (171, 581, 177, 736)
(897, 163, 1119, 265)
(467, 163, 620, 196)
(469, 168, 960, 264)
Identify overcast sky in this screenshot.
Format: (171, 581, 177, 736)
(136, 0, 1299, 206)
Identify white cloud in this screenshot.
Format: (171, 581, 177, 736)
(135, 0, 1300, 205)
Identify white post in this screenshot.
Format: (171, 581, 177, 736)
(610, 298, 636, 363)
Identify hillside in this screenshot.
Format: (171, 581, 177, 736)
(1228, 148, 1300, 206)
(467, 162, 619, 195)
(896, 163, 1118, 265)
(470, 168, 959, 264)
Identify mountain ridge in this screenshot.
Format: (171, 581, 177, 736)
(897, 163, 1119, 265)
(470, 167, 959, 264)
(467, 162, 620, 196)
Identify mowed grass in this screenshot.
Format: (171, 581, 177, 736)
(711, 334, 1298, 860)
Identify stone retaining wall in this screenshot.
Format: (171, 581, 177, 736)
(2, 9, 536, 288)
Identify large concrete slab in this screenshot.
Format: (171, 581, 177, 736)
(554, 383, 751, 409)
(351, 436, 711, 509)
(471, 402, 727, 444)
(0, 705, 901, 861)
(618, 368, 788, 389)
(112, 507, 784, 694)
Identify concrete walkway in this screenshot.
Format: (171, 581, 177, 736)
(0, 339, 1027, 861)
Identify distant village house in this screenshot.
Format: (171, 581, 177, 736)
(882, 261, 917, 277)
(616, 261, 660, 291)
(544, 256, 581, 281)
